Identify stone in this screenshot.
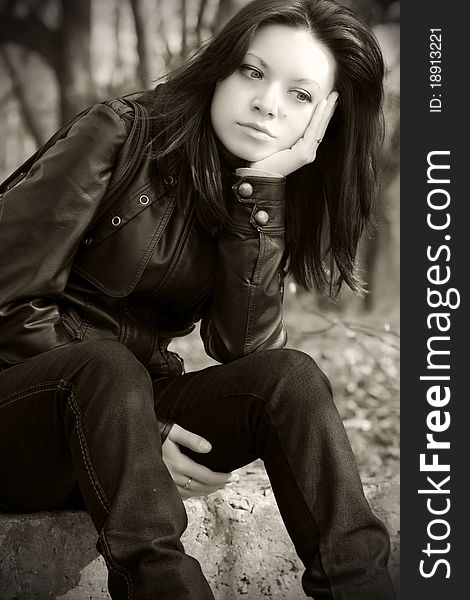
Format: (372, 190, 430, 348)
(0, 476, 399, 599)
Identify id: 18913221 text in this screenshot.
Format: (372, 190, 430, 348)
(429, 28, 442, 113)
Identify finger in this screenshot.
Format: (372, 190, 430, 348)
(178, 483, 224, 500)
(176, 453, 236, 486)
(317, 91, 339, 140)
(177, 478, 226, 495)
(175, 471, 239, 490)
(304, 91, 338, 145)
(161, 440, 239, 487)
(302, 98, 328, 144)
(168, 423, 212, 454)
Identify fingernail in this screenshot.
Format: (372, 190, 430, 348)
(200, 440, 211, 451)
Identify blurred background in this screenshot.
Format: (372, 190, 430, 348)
(0, 0, 400, 481)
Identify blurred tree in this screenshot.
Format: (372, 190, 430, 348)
(0, 0, 97, 125)
(362, 22, 400, 313)
(0, 45, 44, 146)
(347, 0, 399, 24)
(129, 0, 153, 87)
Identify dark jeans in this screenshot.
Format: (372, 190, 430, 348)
(0, 340, 395, 599)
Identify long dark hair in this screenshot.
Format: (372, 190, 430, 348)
(150, 0, 385, 296)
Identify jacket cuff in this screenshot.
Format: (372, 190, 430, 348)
(229, 174, 286, 233)
(158, 417, 174, 443)
(235, 167, 284, 179)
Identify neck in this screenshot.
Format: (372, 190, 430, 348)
(215, 138, 248, 171)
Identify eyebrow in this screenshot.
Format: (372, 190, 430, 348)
(245, 52, 321, 89)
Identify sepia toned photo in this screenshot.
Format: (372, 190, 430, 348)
(0, 1, 400, 598)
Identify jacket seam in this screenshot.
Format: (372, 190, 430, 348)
(129, 198, 176, 290)
(244, 232, 266, 353)
(81, 296, 92, 339)
(117, 299, 126, 344)
(228, 223, 284, 236)
(148, 203, 196, 297)
(144, 310, 158, 365)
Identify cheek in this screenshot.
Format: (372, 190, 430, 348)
(295, 107, 315, 135)
(211, 81, 238, 130)
(210, 87, 224, 130)
(280, 110, 313, 148)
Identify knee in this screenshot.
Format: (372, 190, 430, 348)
(267, 348, 331, 391)
(66, 340, 151, 391)
(256, 349, 333, 415)
(62, 341, 154, 420)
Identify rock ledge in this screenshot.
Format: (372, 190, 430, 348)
(0, 478, 399, 599)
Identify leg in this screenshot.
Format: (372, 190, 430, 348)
(153, 348, 396, 600)
(0, 340, 214, 600)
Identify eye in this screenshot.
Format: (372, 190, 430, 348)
(240, 65, 263, 80)
(290, 89, 312, 103)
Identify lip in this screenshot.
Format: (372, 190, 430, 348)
(238, 122, 275, 140)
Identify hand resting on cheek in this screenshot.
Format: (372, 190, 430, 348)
(250, 90, 339, 177)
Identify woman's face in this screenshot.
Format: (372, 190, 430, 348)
(211, 24, 336, 163)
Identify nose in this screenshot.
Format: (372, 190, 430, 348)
(252, 85, 280, 118)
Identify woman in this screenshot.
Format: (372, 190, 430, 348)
(0, 0, 395, 598)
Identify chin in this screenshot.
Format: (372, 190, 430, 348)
(230, 145, 274, 163)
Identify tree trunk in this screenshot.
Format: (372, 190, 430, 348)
(0, 46, 45, 147)
(57, 0, 96, 122)
(196, 0, 210, 46)
(181, 0, 188, 58)
(129, 0, 154, 88)
(212, 0, 240, 33)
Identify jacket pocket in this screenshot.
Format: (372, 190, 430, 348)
(73, 181, 176, 297)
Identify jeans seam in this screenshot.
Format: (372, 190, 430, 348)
(0, 380, 62, 408)
(99, 530, 134, 600)
(61, 380, 112, 515)
(60, 380, 134, 596)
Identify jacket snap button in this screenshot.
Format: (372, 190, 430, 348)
(111, 216, 121, 226)
(84, 237, 93, 246)
(139, 194, 150, 205)
(164, 175, 175, 185)
(238, 182, 253, 198)
(254, 210, 269, 226)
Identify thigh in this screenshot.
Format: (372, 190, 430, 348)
(152, 349, 291, 473)
(0, 347, 81, 511)
(0, 340, 148, 512)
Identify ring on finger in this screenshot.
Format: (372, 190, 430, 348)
(184, 477, 193, 490)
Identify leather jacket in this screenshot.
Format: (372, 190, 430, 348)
(0, 95, 287, 380)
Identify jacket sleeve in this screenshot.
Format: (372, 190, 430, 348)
(0, 104, 127, 365)
(200, 172, 288, 363)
